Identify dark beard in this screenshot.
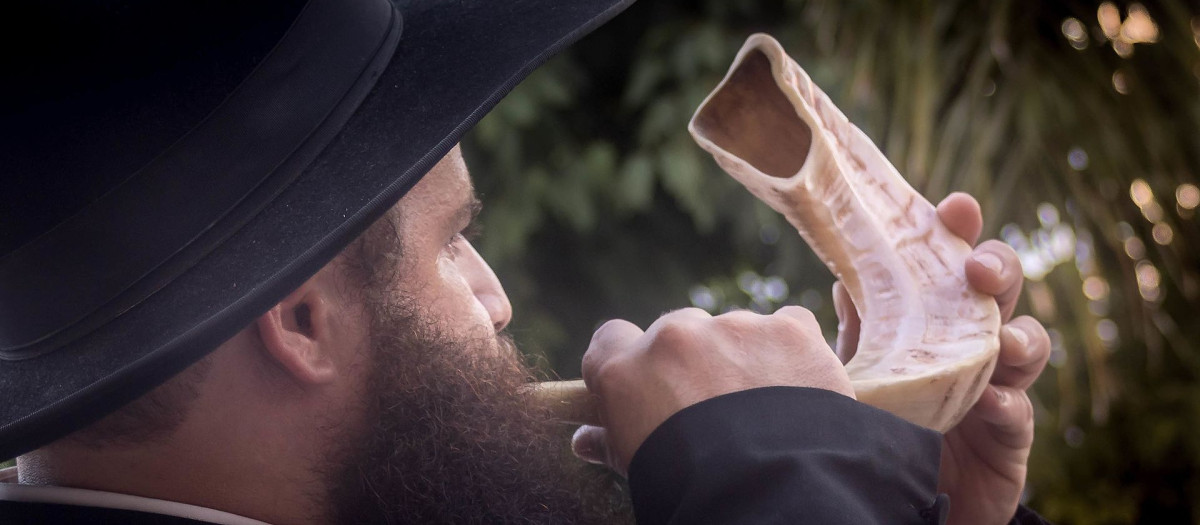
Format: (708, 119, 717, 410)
(324, 296, 633, 524)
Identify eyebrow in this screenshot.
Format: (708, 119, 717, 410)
(452, 193, 483, 230)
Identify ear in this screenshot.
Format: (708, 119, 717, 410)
(255, 279, 343, 386)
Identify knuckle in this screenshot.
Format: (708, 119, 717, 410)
(1013, 316, 1051, 353)
(582, 355, 625, 395)
(580, 347, 602, 377)
(777, 305, 818, 325)
(712, 309, 760, 328)
(668, 307, 710, 319)
(978, 238, 1017, 258)
(591, 319, 628, 345)
(775, 308, 821, 340)
(1015, 315, 1049, 339)
(580, 353, 606, 387)
(649, 319, 699, 351)
(975, 240, 1021, 278)
(583, 319, 639, 381)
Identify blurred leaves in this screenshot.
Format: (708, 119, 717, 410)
(464, 0, 1200, 522)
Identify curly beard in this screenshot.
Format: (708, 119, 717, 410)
(322, 293, 632, 524)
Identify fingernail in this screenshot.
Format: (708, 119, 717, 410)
(1004, 325, 1029, 347)
(974, 252, 1004, 274)
(570, 427, 604, 465)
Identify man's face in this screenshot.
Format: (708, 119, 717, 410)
(322, 146, 630, 523)
(384, 145, 512, 347)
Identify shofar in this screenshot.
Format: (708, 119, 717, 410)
(686, 33, 1001, 431)
(533, 34, 1000, 432)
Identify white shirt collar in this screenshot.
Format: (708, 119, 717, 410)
(0, 466, 271, 525)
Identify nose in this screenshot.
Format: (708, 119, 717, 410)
(458, 241, 513, 331)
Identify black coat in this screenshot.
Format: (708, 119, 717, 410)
(0, 387, 1051, 524)
(0, 501, 211, 524)
(628, 386, 1051, 525)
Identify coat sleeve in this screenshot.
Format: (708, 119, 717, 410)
(626, 386, 948, 525)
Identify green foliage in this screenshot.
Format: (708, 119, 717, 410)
(464, 0, 1200, 522)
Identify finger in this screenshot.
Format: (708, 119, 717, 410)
(965, 240, 1023, 321)
(709, 307, 760, 327)
(967, 385, 1035, 450)
(645, 307, 712, 334)
(581, 319, 644, 391)
(773, 305, 825, 351)
(571, 425, 617, 469)
(936, 192, 983, 245)
(666, 307, 716, 321)
(773, 304, 818, 327)
(831, 282, 861, 364)
(992, 317, 1051, 390)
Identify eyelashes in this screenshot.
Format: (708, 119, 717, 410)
(459, 220, 482, 243)
(445, 221, 482, 259)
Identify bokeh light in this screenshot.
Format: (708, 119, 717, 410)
(1038, 202, 1060, 227)
(1062, 18, 1088, 50)
(1067, 147, 1089, 170)
(1006, 202, 1077, 282)
(1048, 328, 1067, 368)
(1130, 179, 1153, 206)
(689, 285, 718, 311)
(1121, 4, 1159, 44)
(759, 223, 781, 245)
(1130, 179, 1166, 222)
(763, 276, 788, 302)
(1096, 318, 1120, 347)
(1099, 2, 1160, 58)
(799, 289, 823, 311)
(1124, 236, 1146, 259)
(1075, 229, 1097, 275)
(1099, 3, 1122, 40)
(1140, 201, 1164, 223)
(1136, 260, 1163, 302)
(1112, 70, 1130, 93)
(1177, 183, 1199, 209)
(1083, 276, 1110, 301)
(1118, 3, 1156, 43)
(1152, 222, 1174, 245)
(1193, 17, 1200, 50)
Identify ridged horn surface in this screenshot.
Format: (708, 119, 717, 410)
(688, 34, 1000, 432)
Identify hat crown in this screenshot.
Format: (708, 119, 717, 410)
(2, 0, 307, 256)
(1, 0, 402, 358)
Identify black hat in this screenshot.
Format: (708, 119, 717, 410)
(0, 0, 632, 460)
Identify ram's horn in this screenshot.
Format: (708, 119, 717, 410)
(687, 33, 1000, 431)
(529, 33, 1000, 433)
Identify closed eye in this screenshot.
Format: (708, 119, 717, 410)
(445, 207, 482, 258)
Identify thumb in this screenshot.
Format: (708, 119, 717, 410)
(832, 281, 861, 364)
(571, 425, 625, 477)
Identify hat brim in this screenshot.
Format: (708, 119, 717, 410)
(0, 0, 633, 460)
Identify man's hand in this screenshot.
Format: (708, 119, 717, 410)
(834, 192, 1051, 525)
(573, 306, 854, 475)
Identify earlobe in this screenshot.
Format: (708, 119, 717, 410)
(255, 295, 339, 386)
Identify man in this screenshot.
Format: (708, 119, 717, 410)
(0, 0, 1051, 523)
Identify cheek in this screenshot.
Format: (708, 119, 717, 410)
(428, 255, 494, 334)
